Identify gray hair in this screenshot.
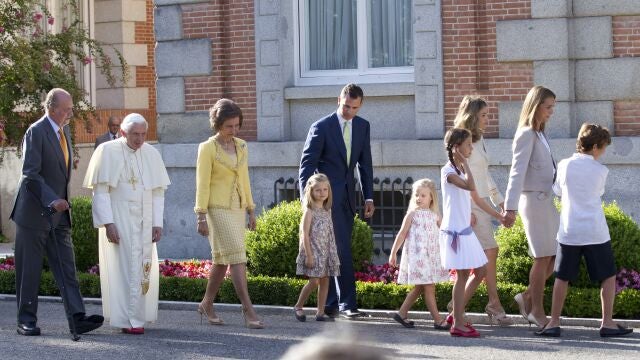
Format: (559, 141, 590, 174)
(121, 113, 148, 132)
(43, 88, 70, 112)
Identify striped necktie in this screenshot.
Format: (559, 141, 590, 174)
(59, 128, 69, 169)
(343, 121, 351, 164)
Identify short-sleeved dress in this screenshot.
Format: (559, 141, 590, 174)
(397, 209, 450, 285)
(296, 208, 340, 278)
(439, 163, 488, 270)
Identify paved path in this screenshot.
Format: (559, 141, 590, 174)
(0, 297, 638, 359)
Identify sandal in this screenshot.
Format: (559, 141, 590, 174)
(434, 318, 451, 330)
(392, 313, 415, 328)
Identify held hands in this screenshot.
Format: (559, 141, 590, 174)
(105, 223, 120, 244)
(502, 210, 517, 228)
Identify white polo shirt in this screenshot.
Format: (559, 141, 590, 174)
(553, 153, 610, 245)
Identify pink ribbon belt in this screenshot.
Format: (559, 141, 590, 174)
(441, 226, 473, 253)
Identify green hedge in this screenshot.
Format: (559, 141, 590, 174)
(1, 270, 638, 319)
(246, 200, 373, 277)
(70, 196, 99, 272)
(495, 201, 640, 288)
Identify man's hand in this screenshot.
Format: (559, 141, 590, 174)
(364, 200, 375, 219)
(50, 199, 70, 212)
(152, 227, 162, 243)
(503, 210, 517, 228)
(105, 223, 120, 244)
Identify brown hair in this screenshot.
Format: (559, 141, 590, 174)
(444, 128, 472, 175)
(453, 95, 488, 143)
(340, 83, 364, 102)
(209, 98, 243, 132)
(518, 86, 556, 132)
(577, 123, 611, 153)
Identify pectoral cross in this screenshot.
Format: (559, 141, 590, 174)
(129, 174, 138, 190)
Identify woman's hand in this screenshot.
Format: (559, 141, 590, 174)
(247, 212, 256, 231)
(197, 215, 209, 236)
(388, 254, 397, 267)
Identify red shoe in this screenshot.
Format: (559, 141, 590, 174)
(450, 326, 480, 338)
(121, 327, 144, 335)
(446, 314, 453, 324)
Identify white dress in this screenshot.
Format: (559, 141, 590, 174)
(397, 209, 449, 285)
(439, 163, 488, 270)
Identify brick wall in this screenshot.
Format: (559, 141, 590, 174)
(612, 16, 640, 135)
(182, 0, 257, 141)
(442, 0, 533, 137)
(75, 0, 157, 144)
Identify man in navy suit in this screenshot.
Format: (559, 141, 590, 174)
(299, 83, 375, 318)
(11, 88, 103, 336)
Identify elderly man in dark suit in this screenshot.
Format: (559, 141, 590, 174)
(94, 115, 121, 149)
(299, 83, 375, 318)
(11, 88, 103, 336)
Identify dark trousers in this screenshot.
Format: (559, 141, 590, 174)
(15, 223, 85, 324)
(326, 198, 357, 311)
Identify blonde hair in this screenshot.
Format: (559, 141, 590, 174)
(408, 178, 439, 215)
(518, 86, 556, 132)
(302, 173, 333, 211)
(453, 95, 488, 143)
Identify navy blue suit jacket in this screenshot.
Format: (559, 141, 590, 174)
(299, 112, 374, 214)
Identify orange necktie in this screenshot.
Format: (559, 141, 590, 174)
(59, 128, 69, 168)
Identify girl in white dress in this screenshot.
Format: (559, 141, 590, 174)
(388, 179, 450, 330)
(440, 128, 488, 337)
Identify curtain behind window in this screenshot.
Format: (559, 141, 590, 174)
(307, 0, 358, 70)
(367, 0, 413, 68)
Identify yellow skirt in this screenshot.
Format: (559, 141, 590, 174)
(206, 194, 247, 265)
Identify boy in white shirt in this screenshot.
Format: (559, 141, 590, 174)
(535, 123, 632, 338)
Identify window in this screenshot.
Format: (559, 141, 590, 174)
(296, 0, 413, 86)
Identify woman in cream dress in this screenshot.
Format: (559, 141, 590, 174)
(453, 96, 512, 326)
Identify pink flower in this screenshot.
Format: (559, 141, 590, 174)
(48, 16, 55, 25)
(33, 13, 43, 22)
(43, 62, 51, 71)
(82, 56, 93, 65)
(0, 27, 4, 33)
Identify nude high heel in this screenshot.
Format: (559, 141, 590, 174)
(513, 293, 529, 321)
(485, 304, 513, 327)
(197, 302, 224, 325)
(242, 308, 264, 329)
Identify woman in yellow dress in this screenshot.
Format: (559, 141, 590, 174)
(194, 98, 263, 329)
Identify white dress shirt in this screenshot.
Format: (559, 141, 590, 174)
(553, 153, 609, 245)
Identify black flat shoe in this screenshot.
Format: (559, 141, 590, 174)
(600, 324, 633, 338)
(535, 326, 561, 337)
(433, 319, 451, 331)
(315, 315, 334, 322)
(17, 322, 41, 336)
(392, 313, 415, 328)
(324, 307, 339, 318)
(294, 308, 306, 322)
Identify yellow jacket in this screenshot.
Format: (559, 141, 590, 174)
(194, 137, 255, 213)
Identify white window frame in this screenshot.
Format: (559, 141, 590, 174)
(46, 0, 96, 106)
(294, 0, 414, 86)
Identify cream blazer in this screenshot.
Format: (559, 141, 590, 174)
(504, 127, 555, 210)
(469, 137, 504, 206)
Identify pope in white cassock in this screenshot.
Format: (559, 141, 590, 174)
(83, 113, 170, 334)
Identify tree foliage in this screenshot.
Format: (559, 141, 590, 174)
(0, 0, 128, 156)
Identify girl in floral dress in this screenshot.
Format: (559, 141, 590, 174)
(388, 179, 450, 330)
(294, 174, 340, 321)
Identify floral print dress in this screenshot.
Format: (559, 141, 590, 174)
(296, 208, 340, 278)
(397, 209, 449, 285)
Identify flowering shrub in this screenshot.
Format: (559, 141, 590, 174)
(616, 268, 640, 294)
(354, 261, 398, 284)
(86, 259, 226, 279)
(0, 0, 128, 155)
(0, 257, 15, 271)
